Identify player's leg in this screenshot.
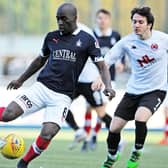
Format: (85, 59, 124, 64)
(0, 82, 45, 123)
(160, 105, 168, 144)
(126, 107, 151, 168)
(17, 122, 60, 168)
(81, 107, 92, 152)
(101, 93, 138, 168)
(94, 104, 111, 129)
(93, 117, 102, 135)
(84, 108, 92, 135)
(101, 117, 127, 168)
(66, 109, 79, 131)
(127, 90, 166, 168)
(159, 97, 168, 145)
(82, 84, 110, 151)
(66, 87, 80, 131)
(67, 109, 87, 150)
(88, 104, 110, 151)
(17, 86, 71, 167)
(90, 116, 102, 150)
(0, 102, 23, 122)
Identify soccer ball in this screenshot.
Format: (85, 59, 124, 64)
(0, 134, 25, 159)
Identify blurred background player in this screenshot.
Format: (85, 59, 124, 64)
(93, 9, 124, 83)
(66, 22, 112, 151)
(81, 9, 125, 151)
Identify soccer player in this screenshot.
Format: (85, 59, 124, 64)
(66, 23, 112, 151)
(93, 8, 124, 83)
(68, 58, 111, 151)
(0, 3, 115, 168)
(82, 9, 125, 151)
(101, 6, 168, 168)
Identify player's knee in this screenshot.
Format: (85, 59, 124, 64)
(135, 107, 152, 122)
(41, 123, 60, 140)
(110, 126, 122, 133)
(110, 122, 123, 133)
(2, 103, 23, 122)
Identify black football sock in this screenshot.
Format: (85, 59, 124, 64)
(66, 110, 79, 131)
(135, 120, 147, 150)
(107, 131, 121, 155)
(101, 113, 112, 129)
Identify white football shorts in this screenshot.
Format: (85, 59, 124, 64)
(14, 82, 72, 127)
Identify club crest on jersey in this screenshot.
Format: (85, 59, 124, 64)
(76, 39, 82, 47)
(110, 37, 117, 45)
(151, 43, 158, 51)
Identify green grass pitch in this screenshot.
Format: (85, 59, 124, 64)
(0, 128, 167, 168)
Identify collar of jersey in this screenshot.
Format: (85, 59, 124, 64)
(94, 27, 112, 37)
(72, 27, 81, 35)
(59, 27, 81, 36)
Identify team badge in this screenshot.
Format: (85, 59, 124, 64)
(151, 43, 158, 51)
(110, 37, 116, 45)
(76, 39, 82, 47)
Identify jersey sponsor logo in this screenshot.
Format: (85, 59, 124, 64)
(19, 95, 32, 108)
(52, 49, 76, 62)
(76, 39, 82, 47)
(137, 55, 156, 67)
(151, 43, 158, 51)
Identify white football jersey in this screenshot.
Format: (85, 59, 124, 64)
(105, 30, 168, 94)
(78, 57, 100, 82)
(77, 23, 100, 83)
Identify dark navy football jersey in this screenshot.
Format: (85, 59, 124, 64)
(37, 28, 102, 98)
(93, 28, 121, 81)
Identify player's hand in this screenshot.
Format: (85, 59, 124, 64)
(91, 76, 104, 91)
(7, 80, 23, 90)
(103, 88, 116, 100)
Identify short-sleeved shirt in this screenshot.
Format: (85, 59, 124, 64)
(37, 28, 103, 98)
(105, 30, 168, 95)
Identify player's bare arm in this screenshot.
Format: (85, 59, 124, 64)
(95, 61, 115, 100)
(7, 55, 48, 90)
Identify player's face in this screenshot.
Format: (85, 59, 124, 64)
(56, 10, 76, 34)
(132, 14, 152, 38)
(96, 13, 111, 30)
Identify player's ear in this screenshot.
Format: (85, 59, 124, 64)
(148, 23, 152, 30)
(74, 15, 77, 21)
